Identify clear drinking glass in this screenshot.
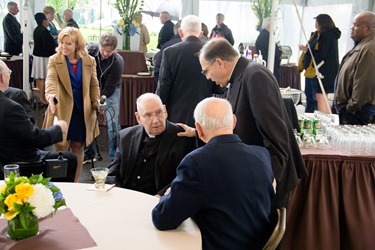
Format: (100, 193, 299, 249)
(3, 164, 20, 179)
(90, 168, 109, 189)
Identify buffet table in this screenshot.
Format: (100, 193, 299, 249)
(282, 148, 375, 250)
(279, 64, 300, 90)
(119, 74, 156, 127)
(3, 56, 23, 89)
(0, 183, 201, 249)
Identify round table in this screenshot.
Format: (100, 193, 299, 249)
(57, 183, 201, 249)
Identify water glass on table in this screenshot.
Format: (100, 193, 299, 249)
(3, 164, 20, 179)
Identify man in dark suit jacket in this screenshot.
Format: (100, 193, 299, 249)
(255, 17, 282, 82)
(152, 97, 274, 249)
(157, 11, 174, 49)
(63, 9, 79, 29)
(153, 20, 182, 84)
(156, 15, 218, 127)
(196, 38, 308, 209)
(107, 93, 195, 196)
(2, 2, 22, 55)
(0, 60, 76, 182)
(4, 87, 35, 124)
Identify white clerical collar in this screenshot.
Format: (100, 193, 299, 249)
(227, 56, 241, 87)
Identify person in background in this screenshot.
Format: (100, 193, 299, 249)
(156, 15, 220, 127)
(2, 1, 22, 56)
(201, 23, 209, 41)
(43, 5, 59, 47)
(106, 93, 196, 196)
(153, 20, 182, 84)
(43, 27, 100, 182)
(299, 14, 341, 113)
(334, 11, 375, 125)
(179, 38, 307, 209)
(31, 12, 56, 106)
(63, 9, 79, 29)
(86, 33, 124, 162)
(152, 97, 274, 249)
(0, 60, 77, 182)
(157, 11, 174, 49)
(255, 17, 282, 82)
(209, 13, 234, 45)
(132, 12, 150, 55)
(298, 32, 318, 113)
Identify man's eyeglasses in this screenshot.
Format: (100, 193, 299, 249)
(201, 60, 216, 76)
(141, 109, 165, 121)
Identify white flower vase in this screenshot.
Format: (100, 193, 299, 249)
(130, 28, 140, 51)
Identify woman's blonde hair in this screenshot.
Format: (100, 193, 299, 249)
(43, 5, 56, 15)
(57, 27, 88, 58)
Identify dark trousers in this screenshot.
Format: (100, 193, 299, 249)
(339, 108, 375, 125)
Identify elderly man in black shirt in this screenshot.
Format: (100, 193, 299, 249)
(107, 93, 196, 196)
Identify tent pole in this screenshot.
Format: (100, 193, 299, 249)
(23, 0, 30, 99)
(267, 0, 279, 74)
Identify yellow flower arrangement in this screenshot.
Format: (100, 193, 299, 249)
(0, 172, 66, 240)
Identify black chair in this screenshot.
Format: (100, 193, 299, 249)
(13, 161, 45, 177)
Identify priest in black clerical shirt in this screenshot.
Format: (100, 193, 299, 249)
(107, 93, 196, 196)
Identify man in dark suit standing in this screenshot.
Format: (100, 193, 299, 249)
(156, 15, 218, 127)
(2, 1, 22, 55)
(196, 38, 307, 208)
(152, 97, 274, 249)
(255, 17, 282, 82)
(157, 11, 174, 49)
(63, 9, 79, 29)
(107, 93, 196, 196)
(0, 60, 77, 182)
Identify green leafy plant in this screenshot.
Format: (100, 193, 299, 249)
(251, 0, 274, 29)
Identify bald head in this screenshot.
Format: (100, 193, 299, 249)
(351, 11, 375, 42)
(0, 60, 11, 91)
(0, 60, 7, 72)
(194, 97, 235, 142)
(136, 93, 163, 113)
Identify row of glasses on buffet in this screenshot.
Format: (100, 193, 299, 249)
(325, 124, 375, 155)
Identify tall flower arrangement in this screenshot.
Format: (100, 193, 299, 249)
(0, 173, 65, 240)
(252, 0, 279, 31)
(111, 0, 144, 50)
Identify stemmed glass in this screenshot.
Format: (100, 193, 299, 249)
(90, 168, 109, 189)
